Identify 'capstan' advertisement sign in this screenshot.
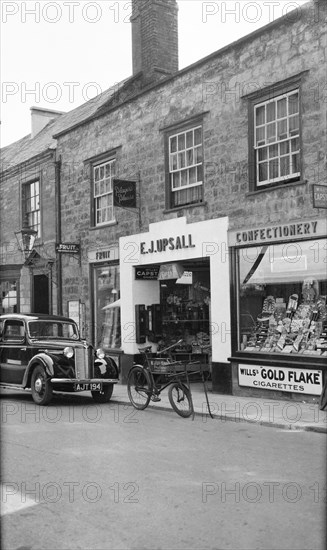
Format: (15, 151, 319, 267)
(238, 365, 323, 395)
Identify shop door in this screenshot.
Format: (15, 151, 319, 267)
(33, 275, 49, 314)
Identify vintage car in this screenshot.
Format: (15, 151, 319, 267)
(0, 313, 119, 405)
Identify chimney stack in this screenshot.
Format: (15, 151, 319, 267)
(131, 0, 179, 84)
(30, 107, 64, 138)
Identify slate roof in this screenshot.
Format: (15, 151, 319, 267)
(0, 79, 130, 173)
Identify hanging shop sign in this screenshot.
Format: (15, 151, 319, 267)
(158, 263, 184, 280)
(140, 234, 196, 255)
(135, 266, 160, 280)
(312, 185, 327, 209)
(56, 243, 80, 254)
(238, 364, 323, 395)
(113, 179, 137, 208)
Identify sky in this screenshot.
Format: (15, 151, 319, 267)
(1, 0, 309, 148)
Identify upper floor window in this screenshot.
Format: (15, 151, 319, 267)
(255, 90, 300, 187)
(93, 159, 116, 226)
(168, 125, 203, 208)
(22, 180, 40, 237)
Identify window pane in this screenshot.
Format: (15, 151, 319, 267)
(277, 119, 287, 139)
(277, 98, 287, 118)
(170, 136, 177, 153)
(266, 102, 276, 123)
(195, 146, 203, 164)
(256, 127, 265, 145)
(171, 153, 178, 171)
(289, 115, 299, 135)
(258, 162, 268, 182)
(269, 159, 279, 179)
(255, 105, 265, 126)
(172, 172, 180, 189)
(258, 147, 267, 161)
(186, 149, 193, 166)
(197, 164, 203, 182)
(291, 137, 300, 152)
(178, 152, 185, 169)
(95, 167, 99, 181)
(186, 131, 193, 148)
(189, 166, 197, 184)
(268, 144, 278, 158)
(280, 156, 290, 176)
(266, 123, 276, 142)
(178, 134, 185, 151)
(280, 141, 289, 155)
(288, 92, 299, 115)
(194, 127, 202, 146)
(181, 169, 188, 187)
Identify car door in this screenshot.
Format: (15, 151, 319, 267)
(0, 319, 28, 385)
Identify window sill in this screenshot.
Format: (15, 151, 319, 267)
(163, 201, 207, 214)
(246, 180, 307, 197)
(90, 221, 118, 230)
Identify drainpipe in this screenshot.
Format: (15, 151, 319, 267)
(55, 155, 63, 315)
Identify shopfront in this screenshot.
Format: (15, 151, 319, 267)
(89, 244, 121, 359)
(228, 218, 327, 402)
(119, 216, 230, 382)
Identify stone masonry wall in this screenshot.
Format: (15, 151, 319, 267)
(57, 2, 326, 321)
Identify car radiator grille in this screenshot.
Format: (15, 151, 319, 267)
(74, 347, 91, 380)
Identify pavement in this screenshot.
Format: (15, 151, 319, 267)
(112, 381, 327, 433)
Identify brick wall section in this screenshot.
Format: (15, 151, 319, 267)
(132, 0, 178, 80)
(57, 2, 326, 319)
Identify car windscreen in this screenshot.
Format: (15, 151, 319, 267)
(28, 321, 79, 340)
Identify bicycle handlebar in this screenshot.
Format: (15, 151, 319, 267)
(157, 339, 183, 354)
(138, 339, 183, 355)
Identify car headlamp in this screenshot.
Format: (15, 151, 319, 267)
(96, 348, 105, 359)
(64, 346, 74, 359)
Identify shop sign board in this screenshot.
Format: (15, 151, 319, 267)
(88, 246, 119, 263)
(135, 266, 160, 280)
(312, 185, 327, 209)
(140, 234, 196, 255)
(113, 179, 137, 208)
(228, 218, 327, 247)
(56, 243, 80, 254)
(238, 364, 323, 395)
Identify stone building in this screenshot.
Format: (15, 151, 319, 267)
(1, 0, 326, 401)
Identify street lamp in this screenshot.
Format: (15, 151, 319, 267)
(15, 227, 37, 261)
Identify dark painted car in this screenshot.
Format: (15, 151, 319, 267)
(0, 313, 119, 405)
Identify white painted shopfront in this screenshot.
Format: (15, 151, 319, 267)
(119, 216, 230, 367)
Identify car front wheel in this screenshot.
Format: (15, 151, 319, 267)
(91, 384, 113, 403)
(31, 364, 53, 405)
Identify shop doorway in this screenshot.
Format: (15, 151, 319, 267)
(33, 274, 49, 314)
(158, 259, 211, 353)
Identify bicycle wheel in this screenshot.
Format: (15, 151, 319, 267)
(168, 382, 193, 418)
(127, 365, 152, 410)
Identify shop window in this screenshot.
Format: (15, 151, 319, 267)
(94, 264, 120, 349)
(237, 239, 327, 357)
(247, 74, 304, 191)
(92, 158, 116, 226)
(167, 124, 203, 208)
(22, 180, 40, 237)
(0, 280, 18, 314)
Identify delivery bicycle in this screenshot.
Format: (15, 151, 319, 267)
(127, 339, 213, 418)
